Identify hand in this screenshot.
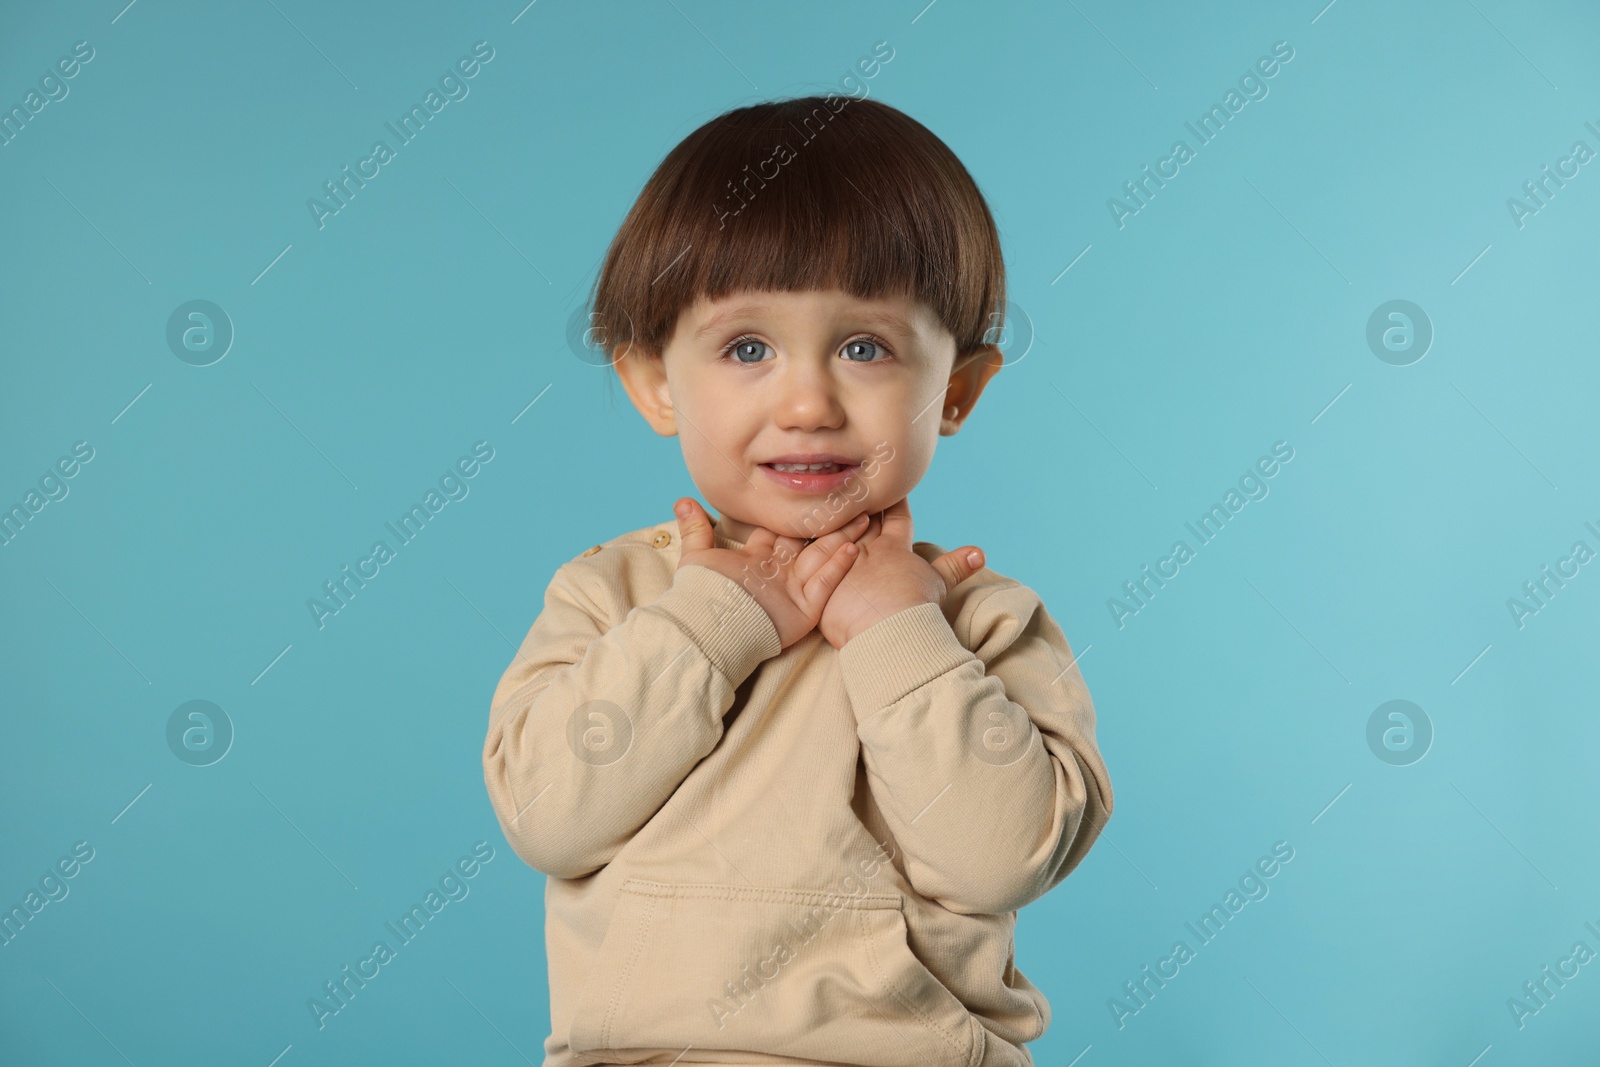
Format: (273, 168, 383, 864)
(817, 496, 986, 649)
(674, 498, 871, 650)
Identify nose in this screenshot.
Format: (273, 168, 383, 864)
(772, 359, 845, 431)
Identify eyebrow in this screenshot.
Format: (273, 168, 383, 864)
(693, 306, 773, 339)
(691, 305, 918, 340)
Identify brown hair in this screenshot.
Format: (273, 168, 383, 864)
(588, 94, 1006, 370)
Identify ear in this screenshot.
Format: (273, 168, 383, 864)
(939, 344, 1005, 436)
(613, 347, 678, 437)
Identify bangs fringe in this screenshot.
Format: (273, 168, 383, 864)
(592, 95, 1005, 362)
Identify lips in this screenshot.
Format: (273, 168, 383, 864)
(766, 462, 846, 473)
(758, 454, 861, 493)
(761, 453, 857, 469)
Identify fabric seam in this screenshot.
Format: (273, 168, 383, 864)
(600, 887, 656, 1047)
(860, 906, 972, 1059)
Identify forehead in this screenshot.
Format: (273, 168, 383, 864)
(680, 288, 941, 343)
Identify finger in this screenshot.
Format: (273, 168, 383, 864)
(799, 539, 861, 611)
(930, 546, 985, 593)
(770, 533, 806, 563)
(791, 513, 869, 584)
(856, 510, 883, 546)
(806, 512, 870, 556)
(744, 525, 777, 555)
(675, 498, 714, 553)
(744, 526, 795, 586)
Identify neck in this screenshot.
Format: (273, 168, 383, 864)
(711, 510, 757, 546)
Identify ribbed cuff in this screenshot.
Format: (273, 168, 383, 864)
(648, 564, 783, 685)
(837, 601, 975, 720)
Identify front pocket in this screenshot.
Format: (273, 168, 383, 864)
(568, 879, 980, 1067)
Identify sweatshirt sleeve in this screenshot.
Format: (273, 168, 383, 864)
(483, 558, 781, 880)
(836, 580, 1113, 915)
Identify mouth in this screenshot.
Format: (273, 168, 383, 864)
(758, 455, 861, 493)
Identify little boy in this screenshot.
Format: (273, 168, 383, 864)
(484, 94, 1112, 1067)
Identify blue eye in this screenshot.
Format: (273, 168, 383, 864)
(718, 333, 893, 364)
(843, 338, 884, 362)
(722, 337, 772, 363)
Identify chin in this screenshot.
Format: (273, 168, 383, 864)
(790, 503, 869, 540)
(721, 495, 870, 541)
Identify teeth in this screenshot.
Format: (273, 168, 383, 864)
(770, 462, 842, 472)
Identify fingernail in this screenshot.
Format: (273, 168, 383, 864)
(967, 550, 982, 566)
(675, 500, 690, 516)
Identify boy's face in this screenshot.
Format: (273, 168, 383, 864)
(615, 287, 1003, 542)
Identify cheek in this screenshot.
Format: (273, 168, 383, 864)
(680, 433, 740, 487)
(671, 377, 738, 456)
(876, 438, 933, 500)
(876, 399, 938, 486)
(675, 393, 758, 493)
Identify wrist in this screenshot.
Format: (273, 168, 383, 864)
(841, 597, 934, 646)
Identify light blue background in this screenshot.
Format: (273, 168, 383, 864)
(3, 1, 1597, 1064)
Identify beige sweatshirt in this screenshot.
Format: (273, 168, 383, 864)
(483, 513, 1113, 1067)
